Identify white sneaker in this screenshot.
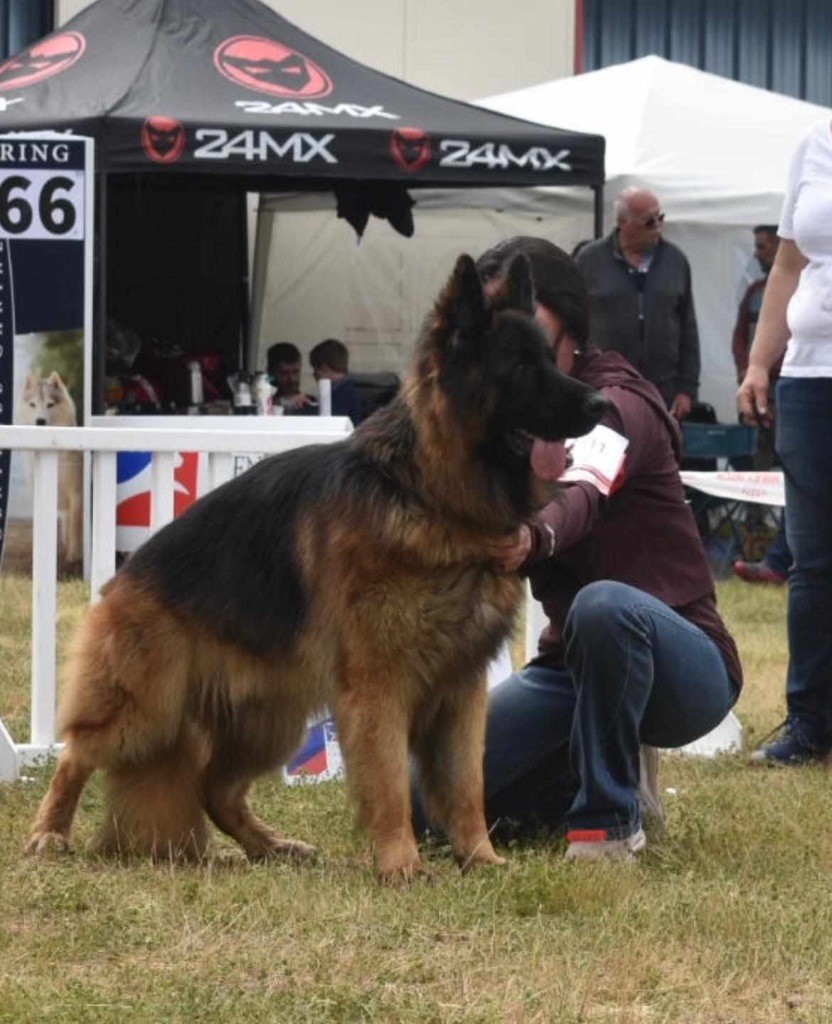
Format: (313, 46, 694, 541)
(564, 827, 647, 863)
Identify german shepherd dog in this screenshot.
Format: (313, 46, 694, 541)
(26, 254, 606, 882)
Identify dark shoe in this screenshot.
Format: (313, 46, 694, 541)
(732, 560, 787, 585)
(750, 719, 831, 766)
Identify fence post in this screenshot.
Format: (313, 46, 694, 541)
(524, 580, 547, 665)
(91, 451, 117, 601)
(30, 450, 58, 747)
(151, 452, 176, 530)
(209, 452, 234, 491)
(0, 719, 17, 780)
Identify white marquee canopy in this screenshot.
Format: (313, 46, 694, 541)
(255, 57, 831, 420)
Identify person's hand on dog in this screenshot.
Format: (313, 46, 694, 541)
(487, 525, 533, 573)
(737, 365, 772, 428)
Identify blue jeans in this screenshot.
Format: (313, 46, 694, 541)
(412, 581, 738, 840)
(776, 377, 832, 748)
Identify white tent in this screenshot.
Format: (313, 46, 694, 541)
(253, 56, 831, 419)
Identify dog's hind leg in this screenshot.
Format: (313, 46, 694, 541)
(414, 676, 505, 872)
(334, 684, 423, 884)
(24, 742, 94, 855)
(200, 687, 317, 863)
(203, 774, 316, 863)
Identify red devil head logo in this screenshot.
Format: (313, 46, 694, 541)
(141, 117, 186, 164)
(0, 31, 86, 93)
(214, 35, 332, 98)
(390, 128, 431, 173)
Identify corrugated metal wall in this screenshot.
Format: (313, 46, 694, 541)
(1, 1, 52, 60)
(583, 0, 832, 107)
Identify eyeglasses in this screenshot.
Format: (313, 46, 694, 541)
(639, 212, 665, 229)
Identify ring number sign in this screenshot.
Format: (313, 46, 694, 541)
(0, 169, 83, 240)
(0, 134, 92, 571)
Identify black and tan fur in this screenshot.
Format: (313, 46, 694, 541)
(25, 254, 605, 881)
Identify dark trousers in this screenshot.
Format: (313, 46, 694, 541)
(777, 377, 832, 747)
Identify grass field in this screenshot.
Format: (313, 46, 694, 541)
(2, 574, 831, 1024)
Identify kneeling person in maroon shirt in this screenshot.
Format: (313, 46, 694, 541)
(415, 237, 742, 862)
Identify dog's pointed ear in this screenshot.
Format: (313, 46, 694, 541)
(449, 253, 488, 339)
(430, 253, 489, 355)
(502, 253, 535, 315)
(47, 371, 67, 394)
(24, 372, 38, 388)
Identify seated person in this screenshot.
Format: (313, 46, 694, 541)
(733, 513, 790, 586)
(309, 338, 366, 426)
(413, 236, 743, 861)
(266, 341, 316, 413)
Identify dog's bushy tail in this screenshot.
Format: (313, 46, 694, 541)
(92, 725, 210, 861)
(59, 576, 208, 859)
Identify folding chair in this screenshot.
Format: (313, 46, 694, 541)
(680, 421, 759, 576)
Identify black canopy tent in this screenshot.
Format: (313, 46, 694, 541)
(0, 0, 605, 412)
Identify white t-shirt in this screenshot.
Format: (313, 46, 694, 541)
(779, 119, 832, 377)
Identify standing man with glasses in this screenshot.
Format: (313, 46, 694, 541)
(576, 187, 700, 419)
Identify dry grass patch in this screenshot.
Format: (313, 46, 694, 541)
(2, 573, 831, 1024)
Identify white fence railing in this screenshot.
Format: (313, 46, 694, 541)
(0, 418, 741, 784)
(0, 418, 352, 781)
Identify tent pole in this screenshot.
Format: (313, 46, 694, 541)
(93, 171, 108, 415)
(592, 184, 604, 238)
(238, 188, 251, 373)
(248, 194, 272, 374)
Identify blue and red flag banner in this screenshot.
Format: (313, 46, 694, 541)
(284, 717, 344, 785)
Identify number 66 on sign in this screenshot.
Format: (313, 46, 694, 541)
(0, 166, 82, 240)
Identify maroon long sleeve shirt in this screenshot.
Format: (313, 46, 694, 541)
(525, 349, 742, 690)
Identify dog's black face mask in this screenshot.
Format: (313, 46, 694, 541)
(438, 253, 607, 485)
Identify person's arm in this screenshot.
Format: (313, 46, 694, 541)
(731, 286, 753, 384)
(485, 483, 602, 573)
(672, 259, 700, 418)
(489, 388, 654, 572)
(737, 239, 806, 425)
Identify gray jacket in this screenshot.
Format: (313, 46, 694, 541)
(576, 232, 700, 406)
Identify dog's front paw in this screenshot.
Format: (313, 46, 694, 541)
(250, 837, 318, 865)
(24, 831, 71, 857)
(377, 860, 431, 887)
(456, 841, 507, 874)
(375, 844, 428, 887)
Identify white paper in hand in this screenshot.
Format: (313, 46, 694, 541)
(559, 424, 629, 496)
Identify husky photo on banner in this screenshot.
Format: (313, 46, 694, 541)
(0, 134, 93, 574)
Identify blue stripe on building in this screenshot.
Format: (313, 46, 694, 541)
(583, 0, 832, 107)
(1, 0, 52, 60)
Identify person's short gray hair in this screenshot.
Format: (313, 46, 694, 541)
(614, 187, 658, 223)
(614, 195, 633, 221)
